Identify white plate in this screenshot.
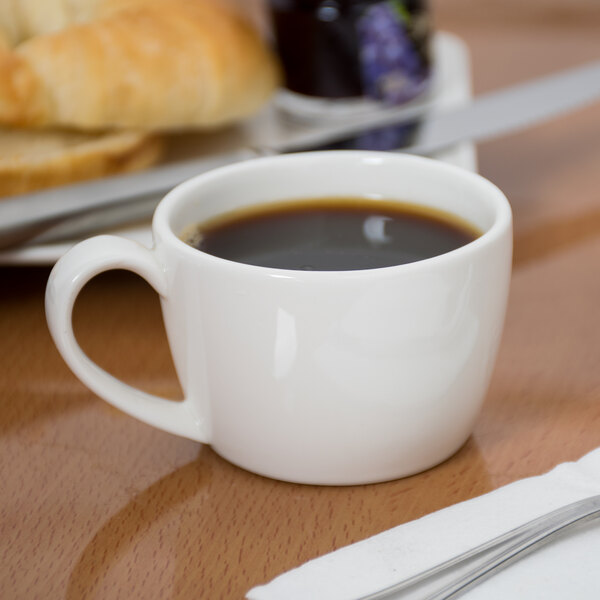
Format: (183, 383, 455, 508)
(0, 33, 476, 266)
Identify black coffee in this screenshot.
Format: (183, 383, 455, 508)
(181, 197, 480, 271)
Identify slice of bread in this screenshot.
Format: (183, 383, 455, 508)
(0, 127, 162, 197)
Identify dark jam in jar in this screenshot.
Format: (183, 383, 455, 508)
(269, 0, 431, 104)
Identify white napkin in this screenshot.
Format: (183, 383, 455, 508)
(247, 448, 600, 600)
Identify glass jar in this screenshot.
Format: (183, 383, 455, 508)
(269, 0, 432, 121)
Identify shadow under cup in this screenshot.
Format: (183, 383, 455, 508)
(153, 151, 512, 485)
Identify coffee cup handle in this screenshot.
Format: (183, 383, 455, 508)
(45, 235, 207, 442)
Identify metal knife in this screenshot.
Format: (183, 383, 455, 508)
(1, 58, 600, 250)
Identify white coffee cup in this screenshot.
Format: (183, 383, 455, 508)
(46, 151, 512, 485)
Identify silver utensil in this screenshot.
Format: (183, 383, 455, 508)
(360, 494, 600, 600)
(1, 59, 600, 250)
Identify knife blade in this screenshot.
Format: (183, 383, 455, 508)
(1, 58, 600, 250)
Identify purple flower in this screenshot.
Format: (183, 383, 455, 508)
(357, 2, 428, 104)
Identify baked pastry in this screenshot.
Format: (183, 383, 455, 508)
(0, 0, 106, 46)
(0, 127, 162, 196)
(0, 0, 280, 131)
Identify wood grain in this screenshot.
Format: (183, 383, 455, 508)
(2, 1, 600, 598)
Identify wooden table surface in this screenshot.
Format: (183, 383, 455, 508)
(2, 1, 600, 598)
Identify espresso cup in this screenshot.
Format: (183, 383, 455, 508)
(46, 151, 512, 485)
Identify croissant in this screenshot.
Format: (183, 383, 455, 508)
(0, 127, 162, 196)
(0, 0, 280, 131)
(0, 0, 107, 46)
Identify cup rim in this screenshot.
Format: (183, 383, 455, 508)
(153, 150, 512, 277)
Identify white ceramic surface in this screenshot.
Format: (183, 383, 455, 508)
(46, 151, 512, 485)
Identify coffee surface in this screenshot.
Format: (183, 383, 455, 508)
(181, 197, 480, 271)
